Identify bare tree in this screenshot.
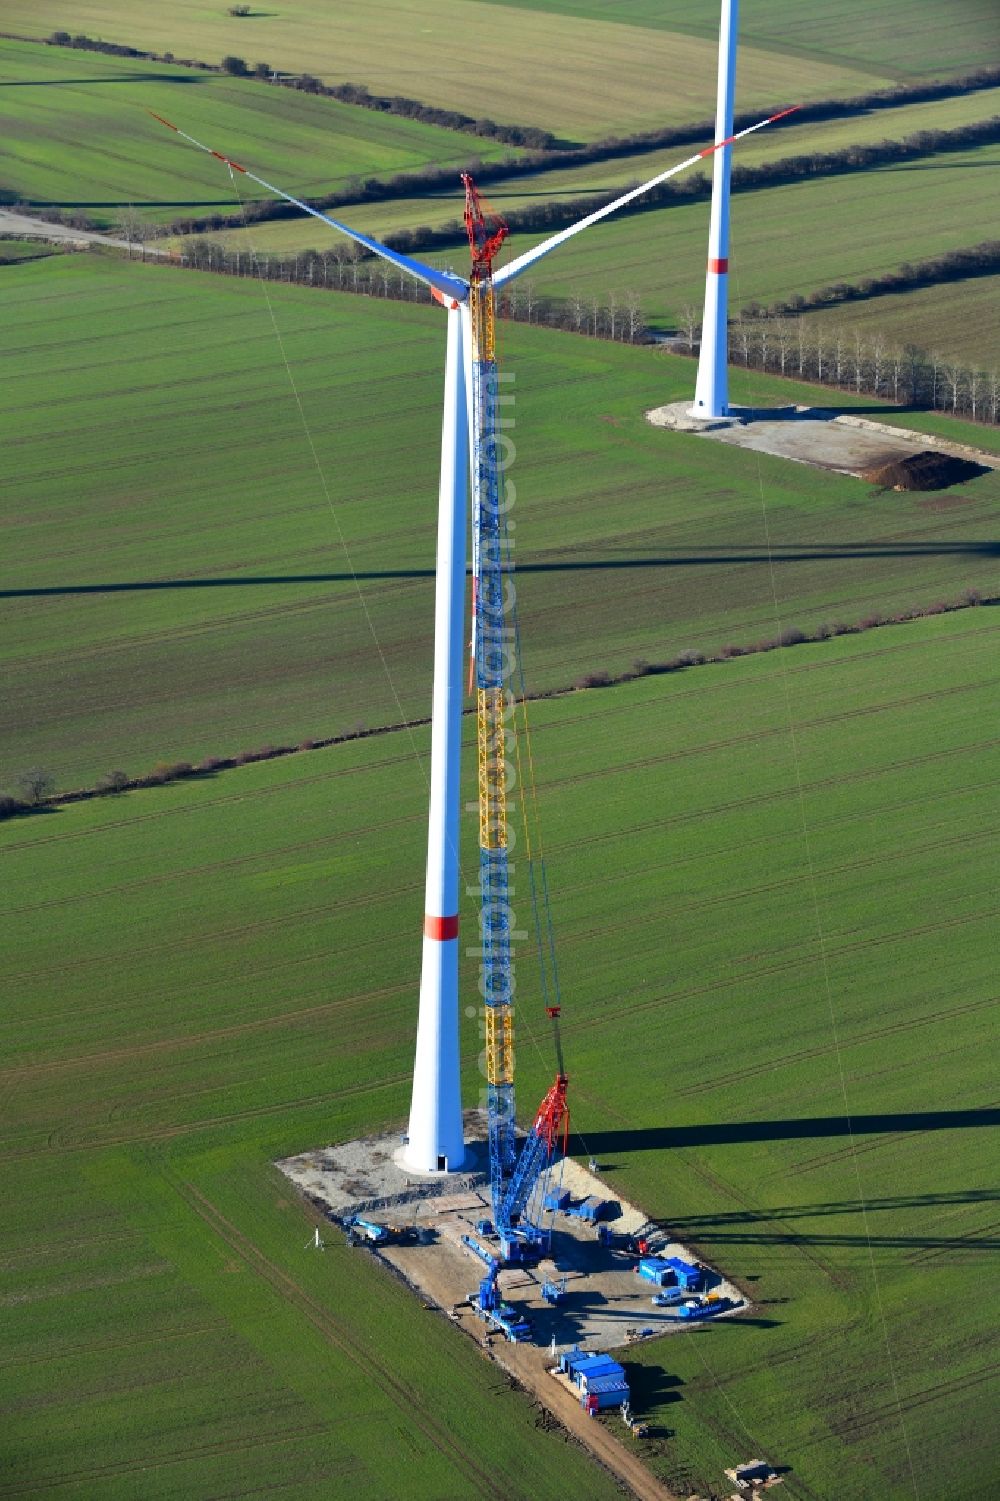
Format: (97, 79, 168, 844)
(678, 302, 700, 354)
(14, 768, 54, 806)
(852, 329, 866, 393)
(871, 333, 886, 398)
(523, 279, 537, 324)
(570, 292, 587, 334)
(624, 290, 644, 343)
(889, 346, 903, 404)
(735, 321, 752, 365)
(796, 319, 809, 376)
(988, 368, 999, 425)
(967, 366, 981, 421)
(833, 328, 846, 387)
(942, 362, 962, 414)
(775, 320, 792, 376)
(590, 294, 601, 337)
(901, 343, 924, 405)
(607, 291, 619, 341)
(113, 204, 148, 260)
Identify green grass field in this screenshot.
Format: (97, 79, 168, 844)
(464, 140, 1000, 328)
(193, 86, 1000, 255)
(2, 608, 997, 1499)
(805, 275, 1000, 369)
(479, 0, 1000, 77)
(0, 39, 514, 230)
(4, 254, 999, 795)
(2, 0, 888, 140)
(0, 237, 62, 263)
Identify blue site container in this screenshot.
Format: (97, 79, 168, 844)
(581, 1375, 629, 1410)
(664, 1256, 702, 1290)
(637, 1257, 675, 1286)
(544, 1188, 571, 1212)
(575, 1357, 624, 1387)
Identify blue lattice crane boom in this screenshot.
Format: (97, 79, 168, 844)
(463, 176, 569, 1258)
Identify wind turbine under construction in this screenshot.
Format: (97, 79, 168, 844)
(152, 95, 796, 1253)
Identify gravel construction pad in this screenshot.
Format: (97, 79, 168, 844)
(278, 1115, 745, 1355)
(646, 401, 1000, 480)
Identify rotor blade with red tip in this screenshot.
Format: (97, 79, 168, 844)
(493, 105, 799, 289)
(148, 112, 469, 302)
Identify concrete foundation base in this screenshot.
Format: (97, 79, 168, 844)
(646, 401, 1000, 477)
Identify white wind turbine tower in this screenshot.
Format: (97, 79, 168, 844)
(153, 101, 793, 1175)
(690, 0, 740, 419)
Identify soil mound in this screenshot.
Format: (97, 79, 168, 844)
(863, 450, 988, 491)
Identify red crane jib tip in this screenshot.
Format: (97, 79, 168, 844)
(211, 150, 247, 173)
(462, 172, 508, 271)
(149, 110, 178, 131)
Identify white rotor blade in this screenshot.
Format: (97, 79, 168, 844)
(150, 111, 469, 302)
(493, 105, 798, 288)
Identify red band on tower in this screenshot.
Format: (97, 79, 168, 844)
(424, 914, 459, 941)
(708, 257, 729, 274)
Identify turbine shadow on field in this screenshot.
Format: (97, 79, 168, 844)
(648, 1188, 1000, 1253)
(572, 1108, 1000, 1158)
(0, 75, 206, 87)
(4, 542, 999, 600)
(18, 200, 247, 211)
(670, 1188, 1000, 1226)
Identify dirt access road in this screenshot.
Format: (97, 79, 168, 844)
(0, 208, 166, 254)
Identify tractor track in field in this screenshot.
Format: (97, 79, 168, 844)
(0, 933, 407, 1043)
(906, 1215, 1000, 1265)
(0, 1062, 415, 1163)
(0, 752, 424, 857)
(1, 834, 423, 918)
(0, 1421, 334, 1494)
(0, 1321, 222, 1370)
(772, 1097, 1000, 1182)
(2, 608, 994, 848)
(559, 910, 996, 1042)
(538, 676, 998, 797)
(4, 735, 994, 977)
(6, 793, 992, 1043)
(525, 615, 1000, 743)
(549, 821, 998, 945)
(674, 997, 997, 1099)
(168, 1179, 510, 1501)
(3, 725, 992, 913)
(0, 982, 412, 1084)
(4, 923, 993, 1147)
(540, 816, 997, 928)
(830, 1361, 1000, 1438)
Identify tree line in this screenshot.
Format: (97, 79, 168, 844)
(172, 236, 650, 341)
(717, 317, 999, 425)
(38, 30, 556, 149)
(169, 114, 1000, 244)
(745, 240, 1000, 318)
(169, 236, 999, 425)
